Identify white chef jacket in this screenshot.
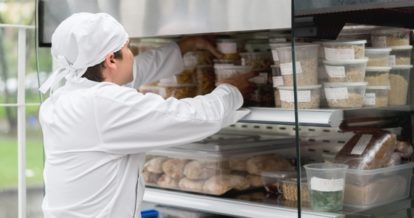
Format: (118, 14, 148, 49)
(40, 43, 244, 218)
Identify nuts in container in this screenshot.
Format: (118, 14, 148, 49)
(363, 86, 390, 107)
(196, 65, 216, 95)
(390, 46, 412, 66)
(278, 85, 321, 109)
(365, 48, 391, 67)
(322, 40, 366, 61)
(364, 67, 391, 86)
(324, 82, 367, 108)
(371, 28, 411, 47)
(323, 58, 368, 82)
(274, 43, 319, 86)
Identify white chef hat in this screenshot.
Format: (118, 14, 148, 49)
(39, 12, 129, 93)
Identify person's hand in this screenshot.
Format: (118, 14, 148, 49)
(217, 72, 259, 97)
(178, 37, 223, 59)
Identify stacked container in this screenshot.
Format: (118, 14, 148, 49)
(321, 40, 368, 108)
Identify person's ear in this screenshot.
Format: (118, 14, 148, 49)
(103, 53, 117, 70)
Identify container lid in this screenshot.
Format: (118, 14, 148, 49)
(347, 162, 414, 175)
(365, 48, 392, 55)
(323, 58, 368, 65)
(217, 38, 236, 43)
(261, 170, 297, 179)
(324, 82, 368, 88)
(365, 66, 392, 72)
(390, 45, 413, 50)
(366, 86, 391, 90)
(321, 39, 367, 46)
(371, 27, 411, 35)
(391, 65, 413, 70)
(278, 84, 322, 90)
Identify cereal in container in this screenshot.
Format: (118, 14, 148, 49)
(365, 48, 391, 67)
(278, 85, 321, 109)
(389, 45, 412, 66)
(371, 28, 411, 47)
(324, 82, 367, 108)
(364, 67, 391, 86)
(363, 86, 390, 107)
(323, 58, 368, 82)
(389, 65, 412, 105)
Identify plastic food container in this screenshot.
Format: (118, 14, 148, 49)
(280, 178, 309, 202)
(196, 65, 216, 95)
(324, 82, 367, 108)
(271, 65, 284, 107)
(323, 58, 368, 82)
(240, 52, 273, 71)
(274, 44, 319, 86)
(344, 162, 414, 209)
(183, 51, 213, 68)
(278, 85, 321, 109)
(246, 73, 274, 107)
(214, 65, 252, 82)
(322, 40, 367, 61)
(159, 67, 196, 86)
(363, 86, 390, 107)
(371, 28, 411, 47)
(390, 46, 413, 66)
(269, 42, 291, 65)
(365, 48, 391, 67)
(389, 65, 413, 105)
(158, 84, 197, 99)
(143, 133, 294, 196)
(364, 67, 391, 86)
(261, 171, 297, 195)
(216, 38, 238, 60)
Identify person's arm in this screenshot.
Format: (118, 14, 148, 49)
(93, 84, 243, 154)
(133, 37, 222, 88)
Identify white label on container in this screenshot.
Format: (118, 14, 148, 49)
(389, 55, 396, 66)
(280, 62, 303, 75)
(351, 134, 373, 155)
(271, 50, 279, 61)
(311, 177, 344, 192)
(324, 87, 349, 100)
(272, 76, 284, 87)
(373, 36, 387, 48)
(217, 42, 237, 54)
(279, 90, 311, 102)
(325, 66, 346, 78)
(363, 93, 376, 106)
(324, 47, 355, 60)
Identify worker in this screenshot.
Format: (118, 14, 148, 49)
(38, 12, 255, 218)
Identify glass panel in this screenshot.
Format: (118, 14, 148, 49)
(0, 106, 17, 218)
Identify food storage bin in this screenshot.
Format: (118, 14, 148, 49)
(240, 52, 273, 71)
(183, 51, 213, 68)
(363, 86, 390, 107)
(216, 38, 239, 60)
(324, 82, 368, 108)
(158, 84, 197, 99)
(271, 65, 284, 107)
(274, 44, 319, 86)
(371, 28, 411, 47)
(344, 162, 414, 209)
(269, 42, 291, 65)
(364, 67, 391, 86)
(365, 48, 391, 66)
(159, 67, 196, 86)
(214, 65, 252, 82)
(246, 73, 274, 107)
(390, 45, 413, 66)
(196, 65, 215, 95)
(280, 178, 309, 202)
(278, 85, 322, 109)
(144, 132, 295, 196)
(261, 171, 296, 195)
(323, 58, 368, 82)
(322, 40, 367, 61)
(389, 65, 413, 105)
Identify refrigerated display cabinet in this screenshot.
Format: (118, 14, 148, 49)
(37, 0, 414, 217)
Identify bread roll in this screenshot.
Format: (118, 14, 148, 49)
(229, 158, 247, 171)
(178, 178, 205, 192)
(162, 158, 188, 179)
(202, 175, 233, 195)
(183, 160, 218, 180)
(247, 175, 263, 188)
(144, 157, 167, 173)
(157, 175, 179, 188)
(142, 170, 161, 184)
(230, 175, 250, 190)
(246, 155, 292, 175)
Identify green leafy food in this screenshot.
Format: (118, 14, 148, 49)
(310, 190, 343, 212)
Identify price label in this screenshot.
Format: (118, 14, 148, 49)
(311, 177, 344, 192)
(325, 66, 346, 78)
(325, 47, 355, 61)
(324, 87, 349, 100)
(280, 62, 303, 75)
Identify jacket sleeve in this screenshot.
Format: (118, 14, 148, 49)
(93, 84, 244, 154)
(133, 42, 184, 88)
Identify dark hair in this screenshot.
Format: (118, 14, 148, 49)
(81, 50, 123, 82)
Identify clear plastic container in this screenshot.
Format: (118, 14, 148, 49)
(196, 65, 216, 95)
(364, 67, 391, 86)
(278, 85, 321, 109)
(144, 134, 294, 196)
(269, 42, 291, 65)
(274, 44, 319, 86)
(390, 45, 413, 66)
(183, 51, 213, 68)
(324, 82, 368, 108)
(158, 84, 197, 99)
(323, 58, 368, 82)
(371, 28, 411, 47)
(240, 52, 273, 71)
(280, 178, 309, 202)
(216, 38, 239, 60)
(304, 163, 348, 212)
(159, 67, 196, 86)
(344, 162, 414, 209)
(246, 73, 274, 107)
(214, 65, 252, 82)
(322, 40, 367, 61)
(389, 65, 413, 105)
(365, 48, 391, 66)
(363, 86, 390, 107)
(271, 65, 284, 107)
(261, 171, 297, 195)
